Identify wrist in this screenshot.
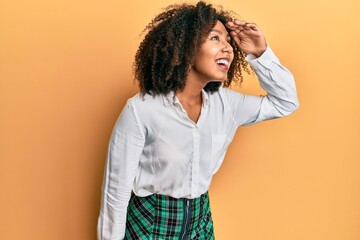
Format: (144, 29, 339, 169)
(253, 45, 267, 58)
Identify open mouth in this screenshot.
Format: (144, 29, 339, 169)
(216, 58, 230, 70)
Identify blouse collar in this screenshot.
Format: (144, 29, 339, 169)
(162, 89, 209, 108)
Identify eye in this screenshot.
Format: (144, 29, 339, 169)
(210, 35, 220, 41)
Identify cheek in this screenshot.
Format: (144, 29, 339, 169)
(197, 43, 218, 57)
(193, 53, 211, 68)
(192, 43, 219, 68)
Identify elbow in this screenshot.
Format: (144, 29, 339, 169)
(282, 98, 299, 116)
(291, 97, 300, 112)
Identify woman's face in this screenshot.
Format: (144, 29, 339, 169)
(190, 21, 234, 84)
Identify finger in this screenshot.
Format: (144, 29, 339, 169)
(225, 21, 237, 31)
(225, 21, 235, 27)
(245, 22, 256, 26)
(234, 19, 247, 26)
(244, 22, 259, 31)
(227, 22, 246, 32)
(230, 31, 241, 47)
(234, 20, 258, 32)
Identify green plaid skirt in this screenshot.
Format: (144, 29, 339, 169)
(124, 192, 214, 239)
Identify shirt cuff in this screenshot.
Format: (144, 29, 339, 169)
(245, 46, 280, 71)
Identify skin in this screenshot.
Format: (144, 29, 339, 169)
(176, 20, 267, 123)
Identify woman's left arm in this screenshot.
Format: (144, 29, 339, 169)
(224, 20, 299, 126)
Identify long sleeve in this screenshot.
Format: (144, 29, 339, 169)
(97, 99, 146, 240)
(225, 46, 299, 126)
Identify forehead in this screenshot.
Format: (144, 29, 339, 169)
(211, 21, 229, 34)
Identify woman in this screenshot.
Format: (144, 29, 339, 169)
(97, 1, 299, 239)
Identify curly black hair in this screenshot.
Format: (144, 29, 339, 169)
(134, 1, 251, 96)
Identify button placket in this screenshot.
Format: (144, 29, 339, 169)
(191, 128, 200, 197)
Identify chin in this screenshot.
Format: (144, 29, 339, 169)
(210, 78, 226, 82)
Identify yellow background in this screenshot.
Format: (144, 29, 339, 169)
(1, 0, 359, 239)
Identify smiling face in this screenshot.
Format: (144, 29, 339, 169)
(189, 21, 234, 85)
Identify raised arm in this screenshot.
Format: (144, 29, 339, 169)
(224, 20, 299, 126)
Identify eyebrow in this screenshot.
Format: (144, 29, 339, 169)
(211, 29, 230, 38)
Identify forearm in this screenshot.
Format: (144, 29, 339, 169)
(246, 46, 299, 117)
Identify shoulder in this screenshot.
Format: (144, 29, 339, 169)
(127, 92, 161, 107)
(126, 92, 166, 117)
(210, 87, 246, 102)
(209, 87, 250, 114)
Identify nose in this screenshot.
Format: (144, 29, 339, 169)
(222, 41, 233, 54)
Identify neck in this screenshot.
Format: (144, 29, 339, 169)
(176, 74, 206, 106)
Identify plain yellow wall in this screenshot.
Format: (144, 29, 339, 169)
(1, 0, 359, 239)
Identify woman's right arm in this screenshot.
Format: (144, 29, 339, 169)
(97, 99, 146, 240)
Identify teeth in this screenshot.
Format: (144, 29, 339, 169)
(216, 59, 229, 66)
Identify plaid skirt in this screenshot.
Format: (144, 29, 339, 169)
(124, 192, 214, 239)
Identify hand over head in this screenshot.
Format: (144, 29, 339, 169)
(226, 20, 267, 57)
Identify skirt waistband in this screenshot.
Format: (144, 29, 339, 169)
(150, 191, 209, 205)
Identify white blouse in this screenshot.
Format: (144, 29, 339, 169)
(97, 46, 299, 240)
